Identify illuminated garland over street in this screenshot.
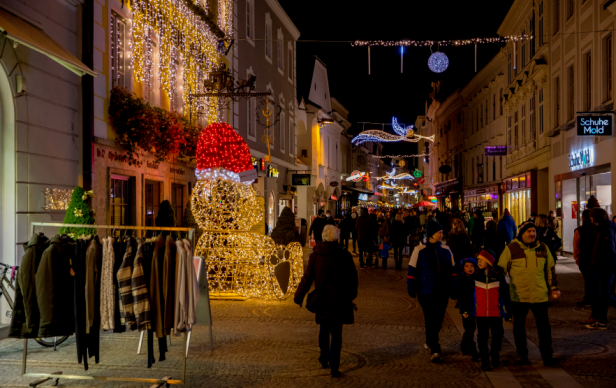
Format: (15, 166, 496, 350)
(376, 168, 414, 181)
(370, 153, 429, 159)
(352, 117, 435, 145)
(352, 35, 533, 47)
(131, 0, 233, 123)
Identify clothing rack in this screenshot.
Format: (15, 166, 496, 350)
(21, 222, 203, 387)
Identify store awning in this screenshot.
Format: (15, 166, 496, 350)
(0, 7, 96, 77)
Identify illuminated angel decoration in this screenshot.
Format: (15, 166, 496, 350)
(376, 167, 414, 181)
(352, 117, 435, 145)
(398, 187, 417, 195)
(378, 181, 400, 190)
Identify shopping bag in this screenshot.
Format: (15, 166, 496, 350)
(402, 246, 411, 256)
(309, 236, 316, 248)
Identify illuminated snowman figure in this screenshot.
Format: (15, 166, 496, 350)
(191, 122, 303, 300)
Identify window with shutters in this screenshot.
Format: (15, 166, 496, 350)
(110, 12, 127, 88)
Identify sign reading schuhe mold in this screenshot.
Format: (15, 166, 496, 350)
(577, 115, 613, 136)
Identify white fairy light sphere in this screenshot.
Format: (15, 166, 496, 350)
(428, 52, 449, 73)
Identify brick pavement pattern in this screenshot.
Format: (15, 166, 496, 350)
(0, 250, 614, 387)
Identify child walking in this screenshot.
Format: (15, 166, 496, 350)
(457, 258, 479, 361)
(464, 250, 511, 371)
(379, 237, 392, 270)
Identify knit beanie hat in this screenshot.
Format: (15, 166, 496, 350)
(517, 221, 536, 240)
(425, 220, 443, 239)
(477, 249, 496, 266)
(460, 257, 478, 272)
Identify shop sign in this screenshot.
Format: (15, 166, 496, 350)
(572, 201, 578, 219)
(292, 174, 311, 185)
(330, 195, 338, 201)
(329, 181, 339, 187)
(239, 168, 258, 182)
(374, 192, 383, 196)
(267, 165, 279, 178)
(358, 193, 368, 201)
(170, 167, 185, 175)
(428, 196, 438, 203)
(347, 170, 369, 182)
(485, 146, 507, 156)
(568, 149, 591, 169)
(577, 115, 613, 136)
(413, 169, 423, 178)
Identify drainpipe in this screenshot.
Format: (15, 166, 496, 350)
(81, 0, 94, 191)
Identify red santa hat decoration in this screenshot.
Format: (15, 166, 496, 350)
(195, 122, 254, 184)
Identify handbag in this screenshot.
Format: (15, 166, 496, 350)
(309, 236, 316, 248)
(306, 257, 338, 314)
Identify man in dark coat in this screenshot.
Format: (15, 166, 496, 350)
(295, 225, 359, 378)
(339, 213, 355, 252)
(356, 208, 378, 268)
(309, 210, 327, 245)
(587, 208, 616, 330)
(573, 209, 597, 310)
(497, 209, 517, 244)
(407, 220, 456, 363)
(472, 210, 486, 251)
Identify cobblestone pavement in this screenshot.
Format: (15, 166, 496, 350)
(0, 251, 614, 387)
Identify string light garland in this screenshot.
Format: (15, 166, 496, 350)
(352, 117, 435, 145)
(375, 168, 414, 181)
(192, 123, 303, 300)
(130, 0, 233, 123)
(370, 153, 429, 159)
(351, 35, 534, 47)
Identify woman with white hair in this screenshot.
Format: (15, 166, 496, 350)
(294, 225, 359, 378)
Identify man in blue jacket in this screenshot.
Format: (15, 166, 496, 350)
(497, 209, 517, 245)
(407, 221, 456, 363)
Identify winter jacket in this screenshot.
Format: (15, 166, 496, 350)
(174, 239, 198, 334)
(150, 234, 166, 337)
(163, 235, 178, 335)
(100, 237, 116, 331)
(356, 214, 378, 243)
(9, 234, 49, 338)
(85, 236, 102, 334)
(483, 228, 506, 263)
(471, 215, 485, 246)
(497, 214, 517, 244)
(117, 236, 137, 331)
(407, 241, 456, 298)
(573, 223, 598, 268)
(390, 220, 406, 247)
(378, 218, 390, 238)
(37, 235, 77, 338)
(591, 220, 616, 273)
(419, 213, 427, 226)
(446, 232, 473, 267)
(498, 239, 558, 304)
(339, 216, 355, 239)
(462, 267, 511, 319)
(294, 242, 358, 324)
(468, 217, 475, 237)
(131, 238, 151, 331)
(456, 257, 477, 315)
(309, 216, 327, 241)
(379, 243, 392, 259)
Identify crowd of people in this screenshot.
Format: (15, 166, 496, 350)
(296, 197, 616, 377)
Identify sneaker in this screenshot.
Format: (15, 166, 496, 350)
(430, 353, 442, 363)
(581, 316, 598, 325)
(543, 357, 560, 367)
(331, 369, 342, 378)
(586, 322, 607, 330)
(514, 357, 531, 366)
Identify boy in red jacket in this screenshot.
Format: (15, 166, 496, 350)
(461, 250, 511, 371)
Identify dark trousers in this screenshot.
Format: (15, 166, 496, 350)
(476, 317, 503, 362)
(591, 271, 616, 324)
(392, 245, 403, 269)
(511, 302, 552, 360)
(319, 322, 343, 372)
(418, 294, 449, 354)
(352, 233, 357, 252)
(342, 236, 350, 251)
(461, 315, 478, 354)
(579, 263, 594, 304)
(358, 242, 373, 268)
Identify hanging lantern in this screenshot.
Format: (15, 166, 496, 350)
(428, 51, 449, 73)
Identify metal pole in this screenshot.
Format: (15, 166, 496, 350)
(22, 339, 27, 374)
(368, 46, 371, 75)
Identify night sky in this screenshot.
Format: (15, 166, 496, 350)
(280, 0, 514, 156)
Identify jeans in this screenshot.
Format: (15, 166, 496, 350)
(319, 322, 343, 372)
(476, 317, 503, 362)
(358, 242, 373, 268)
(591, 271, 616, 324)
(417, 294, 449, 354)
(392, 245, 403, 269)
(461, 315, 478, 355)
(511, 302, 552, 360)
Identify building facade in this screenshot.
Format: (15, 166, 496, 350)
(234, 0, 300, 232)
(0, 1, 95, 323)
(461, 52, 508, 219)
(549, 0, 616, 252)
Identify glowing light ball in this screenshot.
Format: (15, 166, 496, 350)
(428, 52, 449, 73)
